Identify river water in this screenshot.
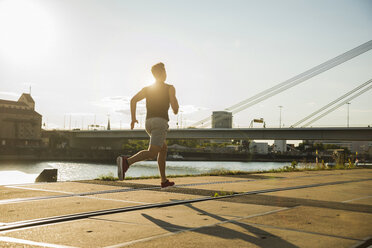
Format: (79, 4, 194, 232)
(0, 160, 290, 185)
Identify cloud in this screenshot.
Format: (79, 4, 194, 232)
(92, 95, 148, 116)
(94, 96, 131, 107)
(93, 96, 208, 121)
(307, 102, 316, 106)
(116, 109, 145, 116)
(109, 96, 129, 101)
(179, 105, 208, 115)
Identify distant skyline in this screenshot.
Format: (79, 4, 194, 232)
(0, 0, 371, 130)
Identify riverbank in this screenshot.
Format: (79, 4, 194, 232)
(95, 163, 372, 181)
(2, 145, 370, 163)
(0, 152, 318, 163)
(0, 160, 292, 185)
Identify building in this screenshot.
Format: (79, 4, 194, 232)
(249, 141, 269, 154)
(309, 140, 371, 154)
(273, 140, 287, 153)
(0, 93, 42, 148)
(211, 111, 232, 128)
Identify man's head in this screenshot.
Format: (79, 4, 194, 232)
(151, 62, 167, 82)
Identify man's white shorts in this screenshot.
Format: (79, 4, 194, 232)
(145, 117, 169, 147)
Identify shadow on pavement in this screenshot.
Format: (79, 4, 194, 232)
(141, 202, 298, 248)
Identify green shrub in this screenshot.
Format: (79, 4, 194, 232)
(291, 161, 297, 169)
(96, 172, 117, 181)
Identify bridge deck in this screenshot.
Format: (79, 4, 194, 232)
(70, 127, 372, 141)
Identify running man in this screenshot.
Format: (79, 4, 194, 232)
(117, 62, 179, 188)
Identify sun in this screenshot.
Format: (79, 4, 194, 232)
(0, 0, 56, 64)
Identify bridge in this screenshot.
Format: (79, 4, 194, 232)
(70, 127, 372, 141)
(54, 41, 372, 150)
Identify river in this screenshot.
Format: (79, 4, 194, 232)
(0, 160, 291, 185)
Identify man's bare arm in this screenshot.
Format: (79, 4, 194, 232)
(169, 85, 179, 115)
(130, 88, 146, 129)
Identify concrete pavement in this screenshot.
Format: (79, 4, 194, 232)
(0, 168, 371, 247)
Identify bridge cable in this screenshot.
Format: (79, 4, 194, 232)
(292, 79, 372, 127)
(191, 40, 372, 127)
(197, 44, 370, 127)
(301, 81, 372, 127)
(230, 45, 372, 115)
(226, 40, 372, 112)
(195, 41, 372, 127)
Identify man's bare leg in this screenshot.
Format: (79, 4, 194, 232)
(127, 145, 161, 165)
(157, 142, 168, 183)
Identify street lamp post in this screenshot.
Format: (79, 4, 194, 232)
(347, 102, 351, 128)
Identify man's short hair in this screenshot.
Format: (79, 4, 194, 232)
(151, 63, 165, 77)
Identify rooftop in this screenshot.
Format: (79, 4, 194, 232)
(19, 93, 35, 103)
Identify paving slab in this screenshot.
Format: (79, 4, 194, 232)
(249, 170, 337, 179)
(0, 240, 44, 248)
(263, 180, 372, 203)
(184, 173, 370, 193)
(345, 196, 372, 205)
(123, 176, 248, 186)
(244, 206, 372, 240)
(0, 196, 138, 223)
(91, 201, 283, 228)
(0, 186, 66, 200)
(253, 169, 372, 179)
(0, 169, 370, 248)
(1, 218, 169, 248)
(9, 181, 126, 194)
(0, 201, 282, 248)
(122, 221, 357, 248)
(93, 190, 200, 204)
(122, 171, 351, 187)
(0, 236, 66, 248)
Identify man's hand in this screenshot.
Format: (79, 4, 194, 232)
(131, 120, 138, 130)
(130, 88, 146, 130)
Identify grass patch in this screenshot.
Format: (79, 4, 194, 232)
(96, 172, 118, 181)
(117, 169, 254, 181)
(213, 191, 235, 197)
(261, 163, 359, 174)
(124, 175, 162, 180)
(95, 164, 362, 181)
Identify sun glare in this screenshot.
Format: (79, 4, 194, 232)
(0, 0, 56, 64)
(138, 71, 155, 88)
(0, 170, 37, 185)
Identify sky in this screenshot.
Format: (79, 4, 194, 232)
(0, 0, 371, 131)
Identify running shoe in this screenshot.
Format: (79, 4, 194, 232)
(161, 179, 175, 189)
(117, 156, 129, 180)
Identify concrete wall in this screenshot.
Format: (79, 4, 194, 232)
(249, 141, 269, 154)
(69, 137, 127, 150)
